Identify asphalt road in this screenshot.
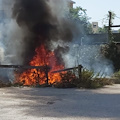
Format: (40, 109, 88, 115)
(0, 84, 120, 120)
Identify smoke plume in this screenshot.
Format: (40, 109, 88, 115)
(12, 0, 77, 65)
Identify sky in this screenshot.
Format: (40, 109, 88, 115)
(73, 0, 120, 29)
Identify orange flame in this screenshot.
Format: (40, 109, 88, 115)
(18, 45, 64, 85)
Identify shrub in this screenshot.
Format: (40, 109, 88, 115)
(53, 69, 112, 89)
(112, 70, 120, 84)
(0, 81, 12, 88)
(77, 69, 94, 88)
(54, 71, 78, 88)
(92, 78, 113, 88)
(101, 42, 120, 71)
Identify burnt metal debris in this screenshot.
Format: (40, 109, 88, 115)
(0, 64, 83, 85)
(0, 65, 50, 69)
(52, 65, 83, 80)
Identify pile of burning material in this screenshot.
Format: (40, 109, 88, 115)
(0, 64, 83, 87)
(15, 45, 66, 86)
(10, 0, 78, 86)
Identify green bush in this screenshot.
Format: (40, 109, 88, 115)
(53, 69, 112, 89)
(112, 70, 120, 84)
(77, 69, 94, 88)
(101, 42, 120, 71)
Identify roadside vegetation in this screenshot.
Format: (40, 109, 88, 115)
(0, 81, 12, 88)
(53, 69, 113, 89)
(112, 70, 120, 84)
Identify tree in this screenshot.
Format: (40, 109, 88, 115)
(101, 42, 120, 71)
(69, 7, 93, 34)
(108, 11, 116, 27)
(101, 11, 120, 71)
(97, 11, 116, 34)
(98, 25, 108, 34)
(118, 29, 120, 33)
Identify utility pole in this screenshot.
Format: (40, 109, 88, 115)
(108, 11, 112, 42)
(106, 11, 120, 42)
(108, 11, 120, 28)
(108, 11, 112, 31)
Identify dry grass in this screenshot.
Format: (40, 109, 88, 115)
(54, 70, 113, 89)
(0, 80, 12, 88)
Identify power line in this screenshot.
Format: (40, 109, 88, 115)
(115, 15, 120, 20)
(93, 17, 108, 24)
(94, 18, 104, 22)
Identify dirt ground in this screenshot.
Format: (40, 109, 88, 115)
(0, 84, 120, 120)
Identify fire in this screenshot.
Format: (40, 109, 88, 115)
(18, 44, 64, 86)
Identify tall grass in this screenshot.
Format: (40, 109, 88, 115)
(112, 70, 120, 84)
(54, 69, 112, 89)
(0, 81, 12, 88)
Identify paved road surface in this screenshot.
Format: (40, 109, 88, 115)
(0, 85, 120, 120)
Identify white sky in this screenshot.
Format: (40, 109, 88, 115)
(73, 0, 120, 29)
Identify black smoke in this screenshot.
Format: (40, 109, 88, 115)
(12, 0, 75, 65)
